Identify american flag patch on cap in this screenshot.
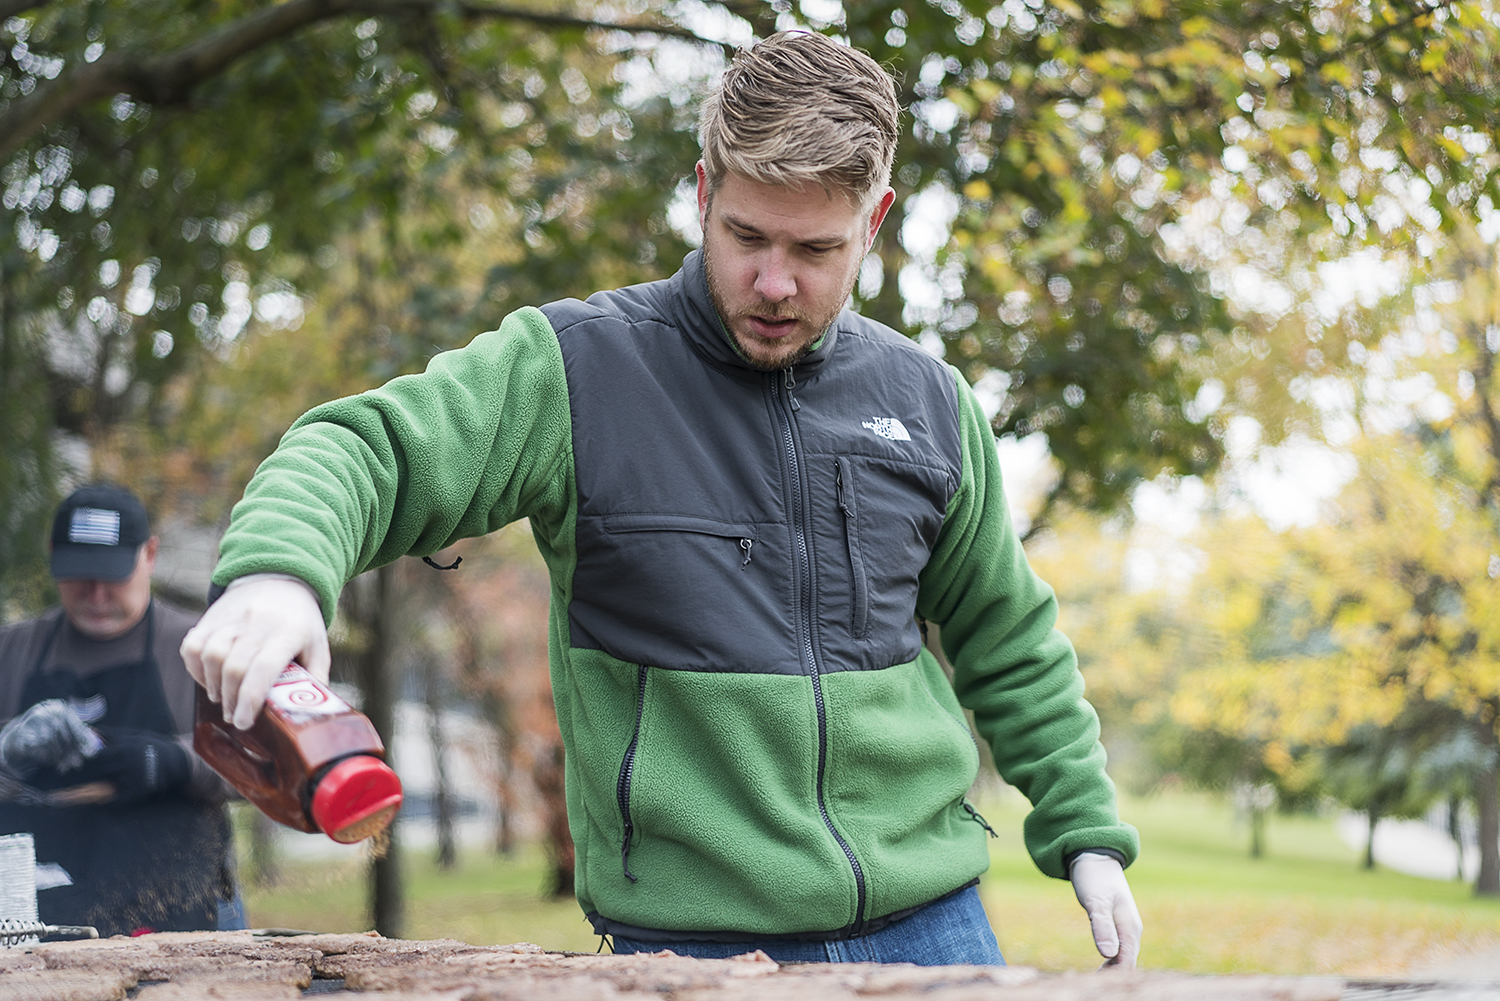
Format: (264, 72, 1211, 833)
(69, 507, 122, 545)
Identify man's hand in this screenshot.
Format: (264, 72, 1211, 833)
(1070, 852, 1142, 969)
(180, 575, 329, 731)
(0, 699, 103, 777)
(72, 731, 191, 805)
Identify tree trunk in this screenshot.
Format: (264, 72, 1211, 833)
(425, 657, 457, 870)
(533, 741, 575, 899)
(494, 742, 516, 857)
(1250, 805, 1266, 859)
(1363, 803, 1379, 871)
(1450, 793, 1466, 882)
(476, 690, 517, 857)
(359, 563, 406, 936)
(247, 810, 280, 888)
(1476, 748, 1500, 896)
(446, 595, 517, 858)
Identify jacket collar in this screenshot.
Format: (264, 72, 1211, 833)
(671, 249, 839, 381)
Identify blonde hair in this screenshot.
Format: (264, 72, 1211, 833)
(699, 31, 900, 206)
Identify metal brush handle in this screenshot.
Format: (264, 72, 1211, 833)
(0, 918, 98, 948)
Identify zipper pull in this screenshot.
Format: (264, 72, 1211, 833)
(740, 538, 754, 568)
(783, 368, 800, 411)
(963, 801, 999, 839)
(622, 835, 638, 883)
(836, 463, 852, 518)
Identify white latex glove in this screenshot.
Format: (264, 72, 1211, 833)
(180, 574, 330, 731)
(1070, 852, 1142, 969)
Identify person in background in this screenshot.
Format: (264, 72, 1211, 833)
(183, 31, 1140, 966)
(0, 484, 242, 936)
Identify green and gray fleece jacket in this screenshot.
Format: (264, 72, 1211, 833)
(213, 249, 1138, 941)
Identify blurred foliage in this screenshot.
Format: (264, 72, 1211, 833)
(0, 0, 703, 607)
(5, 0, 1500, 880)
(842, 0, 1500, 529)
(1037, 218, 1500, 878)
(3, 0, 1497, 605)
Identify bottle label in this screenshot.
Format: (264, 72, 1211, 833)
(268, 664, 352, 718)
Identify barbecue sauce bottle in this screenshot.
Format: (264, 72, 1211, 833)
(194, 664, 403, 844)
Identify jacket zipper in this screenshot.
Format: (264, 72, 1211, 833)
(835, 457, 868, 639)
(775, 369, 867, 930)
(616, 663, 649, 882)
(602, 514, 757, 570)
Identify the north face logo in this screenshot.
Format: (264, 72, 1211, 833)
(862, 418, 911, 442)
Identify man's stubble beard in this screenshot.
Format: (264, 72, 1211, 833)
(703, 240, 857, 373)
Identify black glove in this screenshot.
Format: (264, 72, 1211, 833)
(72, 731, 192, 806)
(0, 699, 103, 778)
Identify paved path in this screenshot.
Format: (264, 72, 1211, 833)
(1335, 814, 1474, 882)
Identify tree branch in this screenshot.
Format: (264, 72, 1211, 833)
(1017, 478, 1065, 547)
(709, 1, 778, 34)
(362, 0, 729, 48)
(1352, 0, 1452, 60)
(0, 0, 726, 162)
(1300, 0, 1458, 72)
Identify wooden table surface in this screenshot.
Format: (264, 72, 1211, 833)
(1, 929, 1485, 1001)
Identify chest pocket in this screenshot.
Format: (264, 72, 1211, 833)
(810, 452, 954, 674)
(568, 512, 798, 675)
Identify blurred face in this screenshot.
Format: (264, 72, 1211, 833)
(55, 537, 158, 640)
(698, 163, 894, 372)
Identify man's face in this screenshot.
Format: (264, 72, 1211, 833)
(698, 163, 894, 372)
(55, 537, 158, 640)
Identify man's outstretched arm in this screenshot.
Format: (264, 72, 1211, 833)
(182, 307, 574, 730)
(917, 370, 1142, 965)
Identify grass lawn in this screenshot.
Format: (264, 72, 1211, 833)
(980, 789, 1500, 976)
(240, 790, 1500, 976)
(239, 833, 603, 953)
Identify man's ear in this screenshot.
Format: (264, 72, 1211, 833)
(866, 187, 896, 250)
(696, 161, 711, 232)
(141, 536, 160, 572)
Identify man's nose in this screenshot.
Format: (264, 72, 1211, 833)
(754, 250, 796, 301)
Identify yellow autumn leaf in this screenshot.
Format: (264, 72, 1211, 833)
(946, 88, 978, 118)
(1419, 43, 1450, 73)
(1319, 61, 1355, 87)
(1180, 16, 1213, 37)
(1439, 137, 1468, 161)
(970, 78, 1001, 105)
(1271, 124, 1321, 150)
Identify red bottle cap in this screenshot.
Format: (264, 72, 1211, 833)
(310, 755, 403, 844)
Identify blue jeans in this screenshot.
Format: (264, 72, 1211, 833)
(217, 889, 248, 931)
(610, 885, 1004, 966)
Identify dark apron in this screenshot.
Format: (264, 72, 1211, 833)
(0, 603, 231, 936)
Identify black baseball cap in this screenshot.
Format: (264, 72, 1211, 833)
(49, 484, 152, 582)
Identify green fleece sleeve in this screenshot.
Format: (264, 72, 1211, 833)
(212, 306, 573, 620)
(917, 372, 1138, 879)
